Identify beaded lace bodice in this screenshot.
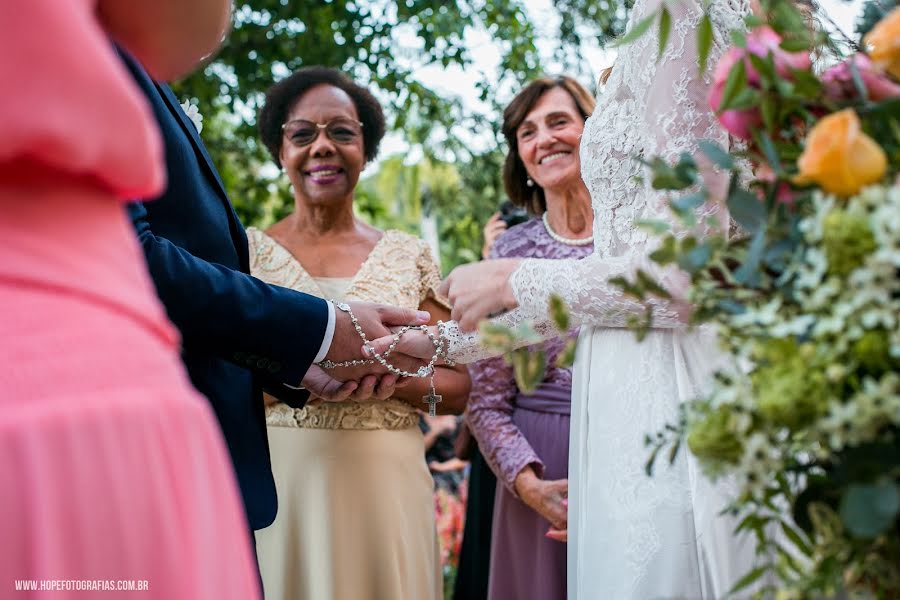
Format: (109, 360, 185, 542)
(248, 227, 446, 430)
(445, 0, 748, 364)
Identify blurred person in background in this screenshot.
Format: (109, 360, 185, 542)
(466, 75, 595, 600)
(249, 66, 470, 600)
(0, 1, 264, 597)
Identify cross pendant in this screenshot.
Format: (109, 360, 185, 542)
(423, 391, 442, 417)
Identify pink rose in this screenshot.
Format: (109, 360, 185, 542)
(822, 54, 900, 103)
(709, 26, 812, 140)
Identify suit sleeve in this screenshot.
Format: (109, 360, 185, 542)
(127, 200, 328, 389)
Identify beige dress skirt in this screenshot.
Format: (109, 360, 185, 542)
(256, 421, 442, 600)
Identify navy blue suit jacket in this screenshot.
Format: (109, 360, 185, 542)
(121, 52, 329, 530)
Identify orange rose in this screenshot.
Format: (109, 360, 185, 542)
(864, 7, 900, 80)
(795, 109, 887, 197)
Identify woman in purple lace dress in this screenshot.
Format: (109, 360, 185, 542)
(466, 76, 595, 600)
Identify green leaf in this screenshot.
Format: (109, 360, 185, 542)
(657, 8, 671, 60)
(615, 12, 656, 47)
(636, 219, 671, 234)
(726, 189, 767, 233)
(510, 348, 546, 394)
(548, 294, 570, 332)
(609, 276, 645, 300)
(697, 13, 713, 75)
(734, 227, 766, 286)
(717, 59, 748, 113)
(729, 28, 747, 48)
(760, 95, 777, 132)
(726, 88, 759, 111)
(758, 132, 782, 173)
(849, 57, 870, 103)
(555, 337, 578, 369)
(729, 565, 770, 595)
(780, 521, 812, 557)
(636, 269, 671, 299)
(698, 140, 735, 170)
(678, 242, 712, 273)
(839, 481, 900, 539)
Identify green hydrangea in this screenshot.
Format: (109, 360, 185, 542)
(821, 209, 877, 277)
(753, 339, 830, 429)
(687, 405, 744, 465)
(851, 330, 893, 373)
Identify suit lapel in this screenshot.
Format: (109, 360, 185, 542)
(156, 83, 251, 272)
(157, 84, 230, 200)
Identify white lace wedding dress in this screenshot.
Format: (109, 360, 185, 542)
(446, 0, 763, 597)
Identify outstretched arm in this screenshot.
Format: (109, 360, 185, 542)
(374, 0, 748, 364)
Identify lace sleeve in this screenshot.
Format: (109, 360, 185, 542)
(466, 356, 544, 496)
(441, 0, 748, 364)
(416, 240, 451, 310)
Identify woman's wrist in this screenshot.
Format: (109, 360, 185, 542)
(513, 465, 540, 499)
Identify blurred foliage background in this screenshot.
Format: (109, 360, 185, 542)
(172, 0, 631, 272)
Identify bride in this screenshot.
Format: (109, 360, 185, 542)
(372, 0, 764, 597)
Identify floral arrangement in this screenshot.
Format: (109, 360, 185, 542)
(620, 1, 900, 596)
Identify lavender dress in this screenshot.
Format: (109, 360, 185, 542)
(466, 217, 592, 600)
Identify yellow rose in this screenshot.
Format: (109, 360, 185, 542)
(864, 7, 900, 80)
(795, 109, 887, 197)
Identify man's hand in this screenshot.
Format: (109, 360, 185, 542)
(301, 365, 358, 402)
(324, 302, 431, 382)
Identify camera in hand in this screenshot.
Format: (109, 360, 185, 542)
(499, 200, 529, 228)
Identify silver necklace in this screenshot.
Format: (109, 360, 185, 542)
(542, 212, 593, 246)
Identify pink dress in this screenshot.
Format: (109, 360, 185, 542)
(0, 1, 260, 597)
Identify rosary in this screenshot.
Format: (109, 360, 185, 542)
(316, 302, 454, 416)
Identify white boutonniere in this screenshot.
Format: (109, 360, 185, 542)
(180, 99, 203, 134)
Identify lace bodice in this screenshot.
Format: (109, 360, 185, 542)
(446, 0, 748, 364)
(248, 227, 446, 430)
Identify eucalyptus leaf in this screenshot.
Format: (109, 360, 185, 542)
(734, 228, 766, 287)
(758, 132, 782, 173)
(636, 219, 672, 234)
(839, 481, 900, 539)
(698, 140, 735, 170)
(678, 242, 713, 273)
(727, 189, 767, 234)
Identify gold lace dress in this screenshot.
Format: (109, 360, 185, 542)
(248, 228, 443, 600)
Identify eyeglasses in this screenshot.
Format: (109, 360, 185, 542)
(281, 118, 364, 147)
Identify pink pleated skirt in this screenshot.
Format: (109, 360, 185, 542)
(0, 175, 261, 599)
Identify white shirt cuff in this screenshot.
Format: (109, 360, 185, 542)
(313, 300, 336, 363)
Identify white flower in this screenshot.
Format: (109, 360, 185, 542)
(180, 99, 203, 133)
(735, 433, 781, 500)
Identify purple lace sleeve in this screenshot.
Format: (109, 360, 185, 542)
(465, 219, 589, 496)
(466, 354, 543, 497)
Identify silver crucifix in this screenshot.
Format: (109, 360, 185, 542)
(423, 389, 442, 417)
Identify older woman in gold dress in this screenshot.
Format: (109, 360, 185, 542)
(249, 66, 470, 600)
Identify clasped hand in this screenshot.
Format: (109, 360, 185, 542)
(301, 301, 431, 402)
